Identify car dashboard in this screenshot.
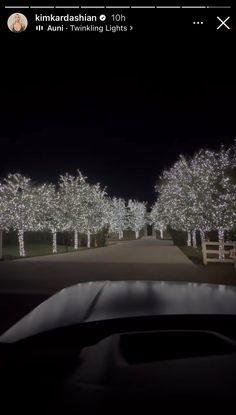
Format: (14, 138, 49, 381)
(1, 315, 236, 414)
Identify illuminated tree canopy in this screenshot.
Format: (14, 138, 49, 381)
(0, 171, 147, 256)
(152, 143, 236, 258)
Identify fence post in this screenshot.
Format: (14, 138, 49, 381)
(0, 230, 2, 260)
(202, 241, 207, 265)
(234, 243, 236, 269)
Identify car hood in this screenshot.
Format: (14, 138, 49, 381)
(1, 280, 236, 343)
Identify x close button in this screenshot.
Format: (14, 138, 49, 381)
(217, 16, 231, 30)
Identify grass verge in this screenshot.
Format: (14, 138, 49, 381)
(1, 244, 86, 260)
(178, 245, 203, 265)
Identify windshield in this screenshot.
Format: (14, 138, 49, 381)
(0, 2, 236, 334)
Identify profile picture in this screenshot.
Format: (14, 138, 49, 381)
(7, 13, 28, 33)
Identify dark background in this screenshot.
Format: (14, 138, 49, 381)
(1, 8, 235, 206)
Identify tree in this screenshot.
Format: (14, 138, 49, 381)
(78, 181, 109, 248)
(108, 197, 127, 239)
(2, 174, 38, 257)
(155, 156, 199, 246)
(154, 145, 236, 258)
(188, 147, 236, 258)
(127, 200, 147, 239)
(0, 180, 9, 259)
(202, 147, 236, 258)
(35, 183, 64, 254)
(150, 201, 167, 239)
(58, 172, 86, 249)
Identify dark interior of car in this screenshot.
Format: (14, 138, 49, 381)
(1, 315, 236, 413)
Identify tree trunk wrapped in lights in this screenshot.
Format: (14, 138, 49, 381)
(0, 230, 2, 260)
(0, 181, 9, 259)
(199, 229, 205, 245)
(87, 230, 91, 248)
(118, 230, 124, 240)
(218, 228, 225, 260)
(52, 231, 57, 254)
(18, 229, 25, 257)
(192, 230, 197, 248)
(187, 231, 191, 247)
(74, 230, 78, 249)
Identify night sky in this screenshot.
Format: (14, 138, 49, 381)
(1, 32, 235, 206)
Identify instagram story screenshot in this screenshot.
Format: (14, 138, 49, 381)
(1, 2, 236, 414)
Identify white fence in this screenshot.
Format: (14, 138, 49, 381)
(202, 241, 236, 267)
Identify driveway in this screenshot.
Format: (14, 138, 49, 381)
(0, 237, 235, 293)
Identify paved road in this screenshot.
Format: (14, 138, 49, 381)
(0, 237, 197, 293)
(0, 237, 235, 333)
(0, 237, 235, 293)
